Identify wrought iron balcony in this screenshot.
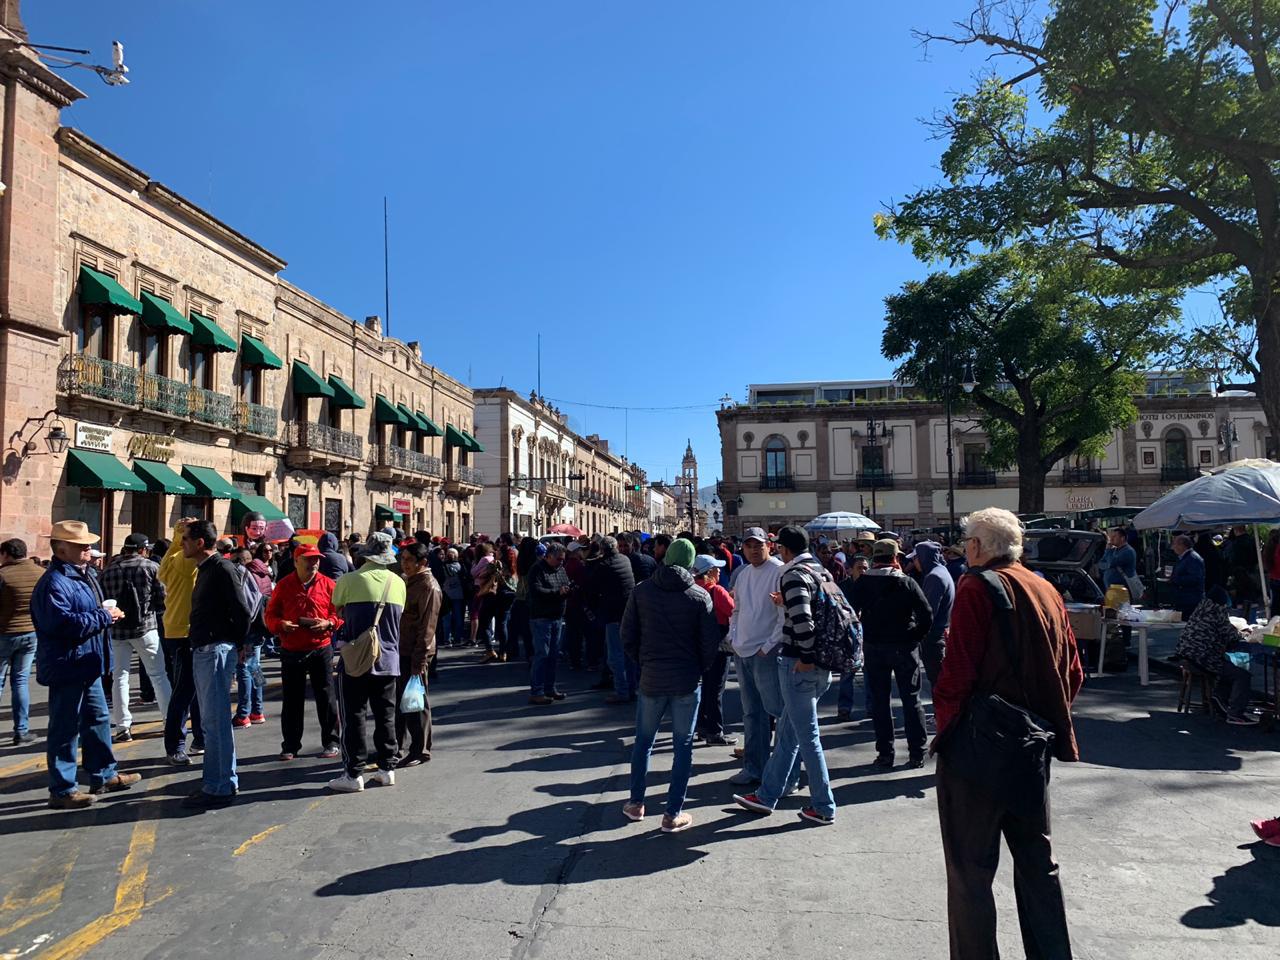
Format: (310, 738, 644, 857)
(1160, 464, 1197, 482)
(370, 442, 443, 484)
(189, 386, 235, 428)
(758, 474, 795, 491)
(234, 402, 278, 439)
(855, 470, 894, 489)
(140, 372, 190, 418)
(58, 354, 137, 406)
(445, 463, 483, 494)
(1061, 466, 1102, 484)
(511, 473, 531, 490)
(958, 468, 997, 487)
(543, 481, 571, 502)
(288, 421, 363, 461)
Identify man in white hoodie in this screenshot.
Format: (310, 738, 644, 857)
(728, 527, 795, 788)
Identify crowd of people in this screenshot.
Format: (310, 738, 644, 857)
(3, 505, 1279, 957)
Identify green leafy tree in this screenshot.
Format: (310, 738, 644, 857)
(875, 0, 1280, 442)
(883, 248, 1179, 511)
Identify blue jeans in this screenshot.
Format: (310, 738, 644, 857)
(837, 670, 856, 715)
(46, 677, 117, 796)
(192, 642, 238, 797)
(445, 599, 466, 646)
(629, 689, 701, 817)
(757, 657, 835, 818)
(0, 631, 37, 736)
(530, 618, 562, 697)
(735, 651, 797, 787)
(235, 644, 265, 719)
(605, 622, 636, 699)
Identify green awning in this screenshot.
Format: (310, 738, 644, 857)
(78, 265, 143, 315)
(131, 458, 195, 495)
(444, 424, 468, 448)
(180, 465, 236, 499)
(240, 334, 283, 370)
(397, 403, 427, 434)
(374, 394, 408, 426)
(66, 449, 147, 492)
(461, 429, 485, 453)
(374, 505, 404, 523)
(291, 360, 334, 398)
(415, 410, 443, 437)
(189, 312, 238, 353)
(139, 291, 194, 335)
(230, 494, 287, 526)
(328, 375, 365, 410)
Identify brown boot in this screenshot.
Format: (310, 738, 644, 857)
(89, 772, 142, 795)
(48, 791, 95, 810)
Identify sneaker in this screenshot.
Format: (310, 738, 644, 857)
(873, 754, 895, 769)
(112, 728, 133, 743)
(1250, 816, 1280, 840)
(733, 793, 774, 815)
(1228, 714, 1261, 725)
(328, 773, 365, 793)
(319, 746, 340, 759)
(907, 754, 927, 769)
(368, 768, 395, 787)
(249, 713, 266, 725)
(181, 789, 234, 809)
(728, 770, 759, 787)
(48, 791, 94, 810)
(397, 756, 425, 768)
(703, 734, 737, 747)
(166, 751, 191, 766)
(798, 807, 835, 826)
(622, 801, 645, 822)
(232, 716, 251, 729)
(12, 731, 36, 746)
(278, 752, 296, 761)
(550, 691, 567, 701)
(661, 812, 694, 833)
(189, 744, 205, 756)
(528, 695, 554, 706)
(89, 773, 141, 795)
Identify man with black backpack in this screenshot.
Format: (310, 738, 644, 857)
(100, 533, 169, 743)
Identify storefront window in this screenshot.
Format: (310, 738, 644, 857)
(180, 496, 211, 521)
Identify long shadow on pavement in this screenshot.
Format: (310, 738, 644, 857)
(1181, 843, 1280, 928)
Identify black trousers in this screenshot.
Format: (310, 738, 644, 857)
(936, 757, 1073, 959)
(507, 599, 532, 661)
(337, 669, 397, 777)
(162, 637, 202, 755)
(922, 639, 945, 690)
(394, 671, 433, 761)
(280, 646, 338, 754)
(864, 644, 928, 758)
(696, 650, 731, 737)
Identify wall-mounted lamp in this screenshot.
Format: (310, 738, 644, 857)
(8, 409, 69, 458)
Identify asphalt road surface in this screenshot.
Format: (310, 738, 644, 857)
(0, 649, 1277, 959)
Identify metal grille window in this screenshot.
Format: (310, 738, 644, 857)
(287, 494, 309, 530)
(324, 498, 342, 535)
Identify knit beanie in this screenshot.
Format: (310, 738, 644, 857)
(663, 537, 696, 570)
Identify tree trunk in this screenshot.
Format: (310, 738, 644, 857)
(1016, 421, 1047, 514)
(1254, 288, 1280, 459)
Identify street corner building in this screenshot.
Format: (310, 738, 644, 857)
(717, 379, 1273, 537)
(0, 31, 482, 553)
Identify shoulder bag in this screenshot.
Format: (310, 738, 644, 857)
(339, 575, 393, 677)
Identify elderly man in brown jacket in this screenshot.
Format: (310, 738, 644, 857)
(396, 541, 441, 768)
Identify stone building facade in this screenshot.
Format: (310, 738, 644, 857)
(0, 31, 480, 554)
(717, 377, 1273, 537)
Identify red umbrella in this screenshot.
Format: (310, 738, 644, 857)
(548, 523, 582, 537)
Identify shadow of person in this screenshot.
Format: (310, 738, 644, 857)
(1181, 843, 1280, 929)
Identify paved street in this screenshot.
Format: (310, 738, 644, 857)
(0, 651, 1277, 960)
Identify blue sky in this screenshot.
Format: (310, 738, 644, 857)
(36, 1, 1019, 485)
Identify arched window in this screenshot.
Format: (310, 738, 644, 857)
(1164, 427, 1189, 469)
(763, 436, 788, 487)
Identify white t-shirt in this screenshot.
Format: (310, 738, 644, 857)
(730, 556, 784, 657)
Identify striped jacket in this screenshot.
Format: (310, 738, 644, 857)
(777, 553, 825, 664)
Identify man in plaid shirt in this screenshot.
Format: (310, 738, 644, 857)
(101, 533, 169, 741)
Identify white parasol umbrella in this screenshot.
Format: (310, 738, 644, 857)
(805, 511, 881, 537)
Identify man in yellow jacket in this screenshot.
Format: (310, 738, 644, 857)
(159, 519, 202, 764)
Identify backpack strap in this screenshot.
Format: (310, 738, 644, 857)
(970, 567, 1030, 701)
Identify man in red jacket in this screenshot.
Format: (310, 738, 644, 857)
(265, 545, 342, 761)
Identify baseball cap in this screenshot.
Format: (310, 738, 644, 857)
(775, 525, 809, 555)
(743, 526, 768, 544)
(692, 554, 726, 576)
(293, 544, 322, 559)
(871, 538, 901, 562)
(124, 532, 152, 551)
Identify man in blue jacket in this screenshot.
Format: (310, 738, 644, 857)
(32, 521, 141, 809)
(908, 541, 954, 688)
(1172, 534, 1206, 620)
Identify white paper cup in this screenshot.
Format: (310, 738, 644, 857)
(102, 599, 117, 610)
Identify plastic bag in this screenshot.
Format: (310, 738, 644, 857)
(399, 675, 425, 713)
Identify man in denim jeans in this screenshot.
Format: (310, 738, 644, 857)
(180, 520, 251, 810)
(735, 525, 837, 826)
(0, 538, 42, 745)
(587, 536, 636, 704)
(526, 543, 571, 706)
(621, 538, 719, 833)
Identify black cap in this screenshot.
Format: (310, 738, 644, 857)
(776, 524, 809, 555)
(124, 532, 152, 551)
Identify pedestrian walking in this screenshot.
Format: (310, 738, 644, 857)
(159, 519, 203, 764)
(588, 536, 636, 704)
(621, 538, 718, 833)
(0, 538, 43, 745)
(526, 543, 571, 706)
(396, 541, 440, 767)
(232, 548, 272, 727)
(908, 540, 954, 690)
(31, 521, 141, 809)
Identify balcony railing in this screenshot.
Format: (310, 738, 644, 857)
(58, 354, 138, 406)
(958, 468, 997, 487)
(758, 474, 795, 491)
(140, 372, 190, 418)
(377, 443, 443, 478)
(452, 464, 484, 486)
(1061, 466, 1102, 484)
(234, 402, 278, 439)
(511, 473, 531, 490)
(544, 481, 571, 501)
(188, 386, 234, 428)
(290, 421, 363, 460)
(1161, 464, 1197, 482)
(856, 471, 894, 489)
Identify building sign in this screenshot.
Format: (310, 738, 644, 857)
(74, 423, 114, 452)
(1139, 412, 1214, 422)
(127, 433, 175, 463)
(392, 497, 412, 514)
(1065, 493, 1096, 510)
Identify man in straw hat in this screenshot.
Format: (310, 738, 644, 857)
(31, 521, 141, 809)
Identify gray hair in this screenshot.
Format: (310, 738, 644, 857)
(544, 542, 566, 558)
(963, 507, 1024, 562)
(599, 535, 618, 556)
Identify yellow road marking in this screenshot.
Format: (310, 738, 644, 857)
(231, 824, 283, 857)
(31, 820, 167, 960)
